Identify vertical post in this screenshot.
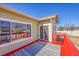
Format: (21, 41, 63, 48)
(10, 22, 12, 41)
(50, 17, 57, 41)
(50, 17, 54, 41)
(50, 17, 55, 34)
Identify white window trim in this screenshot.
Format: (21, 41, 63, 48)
(0, 17, 32, 39)
(0, 17, 29, 24)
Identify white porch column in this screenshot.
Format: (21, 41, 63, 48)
(48, 23, 52, 42)
(50, 17, 56, 41)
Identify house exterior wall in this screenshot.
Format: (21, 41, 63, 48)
(0, 8, 39, 40)
(0, 7, 57, 55)
(0, 8, 39, 55)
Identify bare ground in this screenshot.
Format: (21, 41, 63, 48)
(69, 35, 79, 49)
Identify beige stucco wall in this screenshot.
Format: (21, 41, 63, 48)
(39, 20, 50, 24)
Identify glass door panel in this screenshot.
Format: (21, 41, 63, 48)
(43, 26, 48, 40)
(40, 26, 44, 39)
(40, 25, 48, 40)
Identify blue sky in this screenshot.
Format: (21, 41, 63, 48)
(5, 3, 79, 26)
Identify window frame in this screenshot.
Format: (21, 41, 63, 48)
(26, 23, 32, 39)
(0, 20, 11, 43)
(0, 18, 32, 40)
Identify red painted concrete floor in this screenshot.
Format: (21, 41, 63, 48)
(3, 34, 79, 56)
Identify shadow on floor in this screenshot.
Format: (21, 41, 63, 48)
(11, 41, 47, 56)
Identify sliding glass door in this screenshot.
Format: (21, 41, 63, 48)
(40, 25, 48, 40)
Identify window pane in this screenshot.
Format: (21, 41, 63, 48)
(27, 24, 31, 38)
(12, 23, 17, 40)
(40, 26, 43, 39)
(0, 21, 1, 43)
(0, 21, 10, 44)
(12, 23, 27, 40)
(0, 20, 32, 44)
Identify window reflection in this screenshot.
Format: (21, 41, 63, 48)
(27, 24, 31, 38)
(12, 23, 27, 40)
(0, 20, 32, 44)
(0, 21, 10, 44)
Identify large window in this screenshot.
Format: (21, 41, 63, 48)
(0, 20, 32, 44)
(11, 23, 32, 40)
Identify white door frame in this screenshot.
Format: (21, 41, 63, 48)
(39, 24, 44, 40)
(39, 23, 52, 42)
